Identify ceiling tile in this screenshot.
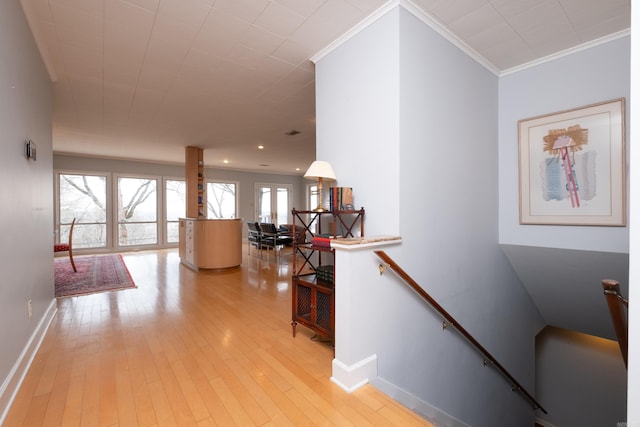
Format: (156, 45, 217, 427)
(106, 0, 155, 29)
(448, 3, 504, 40)
(144, 20, 198, 71)
(50, 0, 103, 17)
(429, 0, 489, 25)
(240, 25, 285, 55)
(272, 0, 325, 17)
(50, 2, 103, 54)
(505, 0, 566, 34)
(156, 0, 213, 27)
(489, 0, 542, 20)
(213, 0, 270, 22)
(193, 8, 252, 56)
(272, 39, 312, 67)
(291, 0, 362, 53)
(121, 0, 159, 13)
(254, 1, 305, 37)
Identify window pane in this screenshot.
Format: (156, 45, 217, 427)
(166, 179, 186, 221)
(166, 179, 185, 243)
(117, 177, 157, 246)
(309, 184, 318, 211)
(167, 222, 180, 243)
(258, 187, 271, 223)
(207, 182, 237, 219)
(118, 177, 157, 222)
(118, 223, 157, 246)
(58, 173, 107, 248)
(276, 187, 289, 226)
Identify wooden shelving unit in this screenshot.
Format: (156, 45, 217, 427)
(185, 146, 205, 218)
(290, 208, 365, 343)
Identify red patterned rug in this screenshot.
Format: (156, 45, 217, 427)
(54, 254, 136, 298)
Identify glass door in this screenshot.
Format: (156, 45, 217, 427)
(255, 183, 292, 226)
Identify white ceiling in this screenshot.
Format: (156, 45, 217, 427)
(20, 0, 630, 174)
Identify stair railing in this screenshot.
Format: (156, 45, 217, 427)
(602, 279, 628, 368)
(375, 250, 547, 415)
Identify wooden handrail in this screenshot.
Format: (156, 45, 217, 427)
(602, 279, 628, 368)
(375, 250, 547, 414)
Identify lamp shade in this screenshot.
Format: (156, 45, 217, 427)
(303, 160, 336, 180)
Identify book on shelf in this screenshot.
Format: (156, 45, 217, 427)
(311, 236, 332, 247)
(329, 187, 354, 211)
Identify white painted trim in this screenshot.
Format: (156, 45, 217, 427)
(330, 354, 378, 393)
(0, 299, 57, 425)
(534, 418, 558, 427)
(500, 29, 631, 76)
(310, 0, 500, 74)
(370, 376, 471, 427)
(400, 0, 500, 75)
(310, 0, 630, 77)
(311, 0, 400, 64)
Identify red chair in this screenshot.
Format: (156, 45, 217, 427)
(54, 218, 76, 272)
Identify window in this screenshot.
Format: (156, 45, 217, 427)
(308, 184, 318, 211)
(207, 181, 237, 219)
(57, 173, 108, 248)
(116, 176, 158, 246)
(255, 183, 291, 225)
(165, 179, 185, 243)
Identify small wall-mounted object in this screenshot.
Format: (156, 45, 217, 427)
(25, 139, 37, 161)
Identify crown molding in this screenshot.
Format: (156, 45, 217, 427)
(500, 29, 631, 76)
(310, 0, 400, 64)
(311, 0, 630, 77)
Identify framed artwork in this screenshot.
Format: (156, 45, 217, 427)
(518, 98, 625, 226)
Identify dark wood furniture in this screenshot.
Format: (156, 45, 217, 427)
(291, 208, 364, 342)
(54, 218, 77, 272)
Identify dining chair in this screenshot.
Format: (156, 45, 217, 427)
(54, 218, 76, 272)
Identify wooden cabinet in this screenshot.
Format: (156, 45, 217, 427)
(185, 146, 205, 219)
(179, 218, 242, 270)
(291, 208, 365, 342)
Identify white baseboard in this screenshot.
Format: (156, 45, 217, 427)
(370, 376, 470, 427)
(330, 354, 378, 393)
(0, 299, 57, 425)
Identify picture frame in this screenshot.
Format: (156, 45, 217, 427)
(518, 98, 625, 226)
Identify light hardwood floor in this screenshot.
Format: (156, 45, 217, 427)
(5, 247, 432, 426)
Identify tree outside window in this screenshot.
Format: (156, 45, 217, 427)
(117, 177, 158, 246)
(166, 179, 185, 243)
(58, 173, 107, 248)
(207, 181, 237, 219)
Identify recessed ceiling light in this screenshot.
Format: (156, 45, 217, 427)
(285, 129, 301, 136)
(223, 159, 229, 164)
(258, 145, 264, 149)
(295, 167, 300, 171)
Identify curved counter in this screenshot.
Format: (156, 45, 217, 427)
(179, 218, 242, 270)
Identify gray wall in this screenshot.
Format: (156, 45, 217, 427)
(316, 6, 543, 426)
(53, 154, 306, 242)
(498, 36, 630, 254)
(536, 327, 627, 427)
(0, 0, 54, 422)
(497, 36, 630, 425)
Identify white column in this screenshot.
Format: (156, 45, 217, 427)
(330, 237, 401, 392)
